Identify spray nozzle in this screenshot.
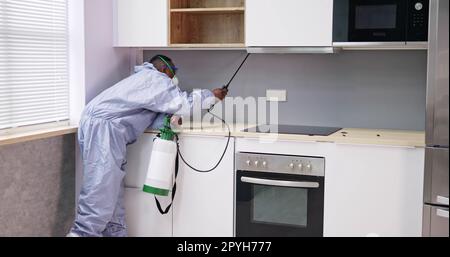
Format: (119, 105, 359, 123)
(159, 116, 176, 141)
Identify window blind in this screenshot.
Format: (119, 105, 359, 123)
(0, 0, 69, 130)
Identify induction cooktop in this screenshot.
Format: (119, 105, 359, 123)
(243, 125, 342, 136)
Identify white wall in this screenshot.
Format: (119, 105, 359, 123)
(84, 0, 131, 103)
(76, 0, 132, 202)
(68, 0, 86, 126)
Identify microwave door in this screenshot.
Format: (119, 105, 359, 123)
(348, 0, 407, 42)
(426, 0, 449, 147)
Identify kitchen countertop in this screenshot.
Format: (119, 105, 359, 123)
(146, 122, 425, 148)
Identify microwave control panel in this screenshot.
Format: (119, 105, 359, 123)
(408, 0, 429, 41)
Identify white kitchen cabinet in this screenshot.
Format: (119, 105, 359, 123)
(124, 133, 172, 237)
(324, 144, 425, 237)
(246, 0, 334, 47)
(173, 135, 235, 237)
(236, 138, 425, 237)
(113, 0, 168, 47)
(124, 133, 234, 237)
(124, 188, 173, 237)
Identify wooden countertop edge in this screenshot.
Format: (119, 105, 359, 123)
(0, 125, 424, 148)
(0, 126, 78, 147)
(145, 128, 425, 148)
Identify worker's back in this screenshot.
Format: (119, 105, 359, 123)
(81, 63, 176, 142)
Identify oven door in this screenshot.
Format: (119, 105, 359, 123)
(348, 0, 407, 42)
(236, 171, 324, 237)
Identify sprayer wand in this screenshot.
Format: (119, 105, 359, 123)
(222, 53, 251, 90)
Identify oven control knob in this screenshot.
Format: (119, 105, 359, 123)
(306, 164, 313, 171)
(262, 161, 267, 168)
(254, 161, 259, 167)
(246, 160, 251, 166)
(415, 2, 423, 11)
(298, 163, 304, 170)
(289, 163, 295, 169)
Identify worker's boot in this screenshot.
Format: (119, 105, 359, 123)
(66, 232, 81, 237)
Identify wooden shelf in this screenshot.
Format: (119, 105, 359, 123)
(169, 43, 246, 48)
(170, 7, 245, 14)
(170, 0, 244, 9)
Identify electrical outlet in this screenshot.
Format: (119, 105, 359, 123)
(266, 90, 287, 102)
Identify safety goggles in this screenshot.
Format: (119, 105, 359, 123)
(168, 65, 178, 74)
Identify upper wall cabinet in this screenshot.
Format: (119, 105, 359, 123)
(246, 0, 334, 47)
(169, 0, 245, 47)
(114, 0, 333, 48)
(114, 0, 168, 47)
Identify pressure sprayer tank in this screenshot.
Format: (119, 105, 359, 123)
(143, 116, 177, 196)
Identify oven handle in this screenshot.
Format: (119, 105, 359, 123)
(241, 177, 320, 189)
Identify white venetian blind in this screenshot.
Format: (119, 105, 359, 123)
(0, 0, 69, 130)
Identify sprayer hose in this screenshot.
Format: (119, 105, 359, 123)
(176, 109, 231, 173)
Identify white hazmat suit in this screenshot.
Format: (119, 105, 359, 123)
(70, 63, 215, 237)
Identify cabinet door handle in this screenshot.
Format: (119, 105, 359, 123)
(436, 209, 449, 219)
(241, 177, 320, 189)
(437, 196, 449, 205)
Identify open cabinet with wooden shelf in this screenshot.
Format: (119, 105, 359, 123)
(169, 0, 245, 47)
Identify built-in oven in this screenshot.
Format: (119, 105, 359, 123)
(334, 0, 429, 42)
(235, 152, 325, 237)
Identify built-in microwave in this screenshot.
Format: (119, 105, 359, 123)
(334, 0, 429, 42)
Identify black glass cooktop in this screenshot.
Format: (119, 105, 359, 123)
(243, 125, 342, 136)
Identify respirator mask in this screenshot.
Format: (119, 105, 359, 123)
(171, 76, 179, 86)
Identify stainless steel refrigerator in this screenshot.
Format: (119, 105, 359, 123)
(423, 0, 449, 237)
